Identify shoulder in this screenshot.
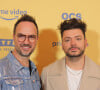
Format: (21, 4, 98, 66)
(0, 56, 9, 66)
(41, 57, 65, 78)
(86, 56, 100, 69)
(0, 56, 10, 73)
(85, 56, 100, 76)
(0, 56, 9, 77)
(41, 57, 66, 87)
(42, 57, 65, 72)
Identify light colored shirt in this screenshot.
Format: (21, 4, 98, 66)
(0, 52, 41, 90)
(66, 65, 82, 90)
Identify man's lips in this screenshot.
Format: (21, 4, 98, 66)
(70, 48, 79, 51)
(20, 44, 31, 50)
(21, 46, 31, 51)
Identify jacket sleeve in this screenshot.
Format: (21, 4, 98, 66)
(0, 80, 2, 90)
(41, 68, 47, 90)
(0, 70, 2, 90)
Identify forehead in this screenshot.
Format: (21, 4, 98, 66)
(63, 29, 84, 38)
(15, 21, 37, 35)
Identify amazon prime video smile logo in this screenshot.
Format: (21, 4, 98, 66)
(0, 9, 27, 20)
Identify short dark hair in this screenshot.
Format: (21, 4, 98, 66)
(13, 14, 38, 35)
(59, 18, 86, 38)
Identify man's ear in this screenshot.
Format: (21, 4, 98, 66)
(13, 34, 15, 40)
(85, 39, 88, 48)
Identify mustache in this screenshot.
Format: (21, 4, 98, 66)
(20, 44, 31, 48)
(68, 47, 80, 50)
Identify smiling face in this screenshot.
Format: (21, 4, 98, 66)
(62, 29, 87, 58)
(13, 21, 38, 57)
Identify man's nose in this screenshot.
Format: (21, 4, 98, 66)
(24, 36, 30, 44)
(71, 39, 76, 46)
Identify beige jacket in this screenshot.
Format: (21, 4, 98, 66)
(41, 56, 100, 90)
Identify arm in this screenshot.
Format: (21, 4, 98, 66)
(41, 68, 47, 90)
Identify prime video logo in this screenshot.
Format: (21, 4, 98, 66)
(0, 9, 27, 20)
(0, 39, 14, 46)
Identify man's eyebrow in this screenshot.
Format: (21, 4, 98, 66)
(64, 37, 71, 39)
(75, 35, 82, 38)
(64, 35, 82, 39)
(17, 33, 36, 36)
(17, 33, 24, 35)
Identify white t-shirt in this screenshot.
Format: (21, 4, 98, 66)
(66, 65, 83, 90)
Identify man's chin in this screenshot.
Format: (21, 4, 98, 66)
(66, 53, 83, 57)
(21, 50, 33, 56)
(20, 53, 30, 57)
(19, 51, 32, 57)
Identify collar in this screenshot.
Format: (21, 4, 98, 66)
(53, 56, 100, 79)
(6, 51, 36, 72)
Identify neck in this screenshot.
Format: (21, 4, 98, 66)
(12, 49, 29, 67)
(66, 55, 85, 70)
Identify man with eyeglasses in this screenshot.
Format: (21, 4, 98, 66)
(0, 14, 41, 90)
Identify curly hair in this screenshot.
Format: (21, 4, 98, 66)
(59, 18, 86, 38)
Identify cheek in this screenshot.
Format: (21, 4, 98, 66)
(79, 42, 85, 48)
(63, 42, 70, 47)
(31, 41, 37, 47)
(14, 38, 19, 44)
(62, 43, 70, 50)
(14, 40, 22, 47)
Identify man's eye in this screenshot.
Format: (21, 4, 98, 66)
(65, 39, 70, 42)
(29, 35, 36, 38)
(17, 34, 25, 38)
(77, 38, 81, 40)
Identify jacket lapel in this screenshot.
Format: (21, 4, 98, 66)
(48, 58, 69, 90)
(79, 56, 100, 90)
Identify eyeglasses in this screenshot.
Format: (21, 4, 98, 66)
(17, 33, 37, 42)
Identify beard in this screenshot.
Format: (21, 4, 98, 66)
(66, 47, 85, 58)
(15, 44, 34, 57)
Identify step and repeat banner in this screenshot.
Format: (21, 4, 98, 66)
(0, 0, 100, 75)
